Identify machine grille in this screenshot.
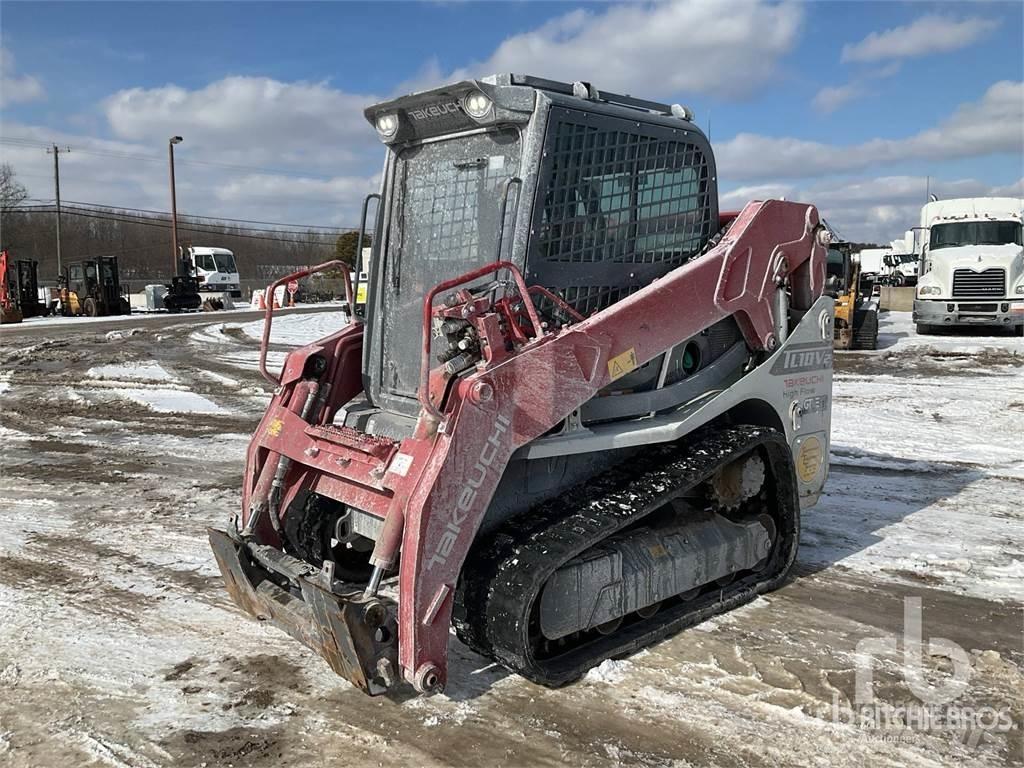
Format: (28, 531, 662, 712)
(529, 109, 715, 317)
(952, 268, 1005, 297)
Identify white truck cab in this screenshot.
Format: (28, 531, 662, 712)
(187, 246, 241, 298)
(857, 247, 918, 286)
(913, 197, 1024, 334)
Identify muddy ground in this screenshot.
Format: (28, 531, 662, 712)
(0, 310, 1021, 767)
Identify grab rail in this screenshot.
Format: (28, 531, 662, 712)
(259, 260, 353, 385)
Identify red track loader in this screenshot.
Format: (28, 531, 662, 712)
(210, 75, 834, 696)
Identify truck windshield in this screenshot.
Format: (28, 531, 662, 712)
(379, 127, 521, 398)
(930, 221, 1023, 250)
(213, 254, 237, 273)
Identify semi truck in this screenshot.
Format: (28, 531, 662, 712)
(186, 246, 241, 297)
(857, 242, 918, 287)
(913, 197, 1024, 335)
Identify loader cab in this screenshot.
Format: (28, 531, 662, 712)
(825, 244, 852, 298)
(358, 75, 717, 427)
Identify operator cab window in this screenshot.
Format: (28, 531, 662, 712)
(531, 110, 714, 317)
(214, 253, 236, 273)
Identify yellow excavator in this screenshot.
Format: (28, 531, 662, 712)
(826, 241, 879, 350)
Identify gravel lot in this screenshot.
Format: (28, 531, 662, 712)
(1, 309, 1021, 767)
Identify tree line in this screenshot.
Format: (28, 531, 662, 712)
(0, 163, 364, 283)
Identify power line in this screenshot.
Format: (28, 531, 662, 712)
(5, 201, 352, 238)
(60, 199, 354, 231)
(62, 203, 348, 238)
(0, 136, 345, 180)
(4, 206, 339, 246)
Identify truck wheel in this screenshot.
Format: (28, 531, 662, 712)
(915, 323, 935, 335)
(83, 298, 99, 317)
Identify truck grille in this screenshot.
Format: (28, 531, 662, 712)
(952, 268, 1005, 297)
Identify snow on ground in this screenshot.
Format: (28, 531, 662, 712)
(0, 308, 1021, 767)
(831, 367, 1024, 477)
(9, 305, 249, 327)
(867, 310, 1024, 356)
(112, 387, 227, 414)
(87, 361, 179, 382)
(187, 309, 347, 376)
(236, 309, 349, 345)
(815, 312, 1024, 603)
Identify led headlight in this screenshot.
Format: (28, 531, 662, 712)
(918, 285, 942, 296)
(462, 91, 492, 119)
(1016, 284, 1024, 295)
(375, 113, 399, 139)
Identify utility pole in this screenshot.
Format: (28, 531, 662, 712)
(168, 136, 183, 278)
(46, 145, 70, 276)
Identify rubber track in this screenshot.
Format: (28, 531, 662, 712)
(852, 309, 879, 350)
(453, 425, 799, 686)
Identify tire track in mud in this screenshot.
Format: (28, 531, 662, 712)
(2, 312, 1023, 767)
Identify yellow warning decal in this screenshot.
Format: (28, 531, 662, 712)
(267, 418, 284, 438)
(796, 435, 823, 483)
(607, 347, 638, 381)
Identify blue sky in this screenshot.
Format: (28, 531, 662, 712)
(2, 1, 1021, 242)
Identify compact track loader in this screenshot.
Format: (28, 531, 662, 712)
(210, 75, 834, 696)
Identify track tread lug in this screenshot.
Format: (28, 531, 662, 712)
(455, 425, 800, 686)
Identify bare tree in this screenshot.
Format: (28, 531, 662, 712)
(0, 163, 28, 209)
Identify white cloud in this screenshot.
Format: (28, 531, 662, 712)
(0, 74, 393, 225)
(841, 15, 999, 63)
(812, 83, 864, 114)
(811, 62, 901, 114)
(991, 178, 1024, 197)
(428, 0, 805, 99)
(0, 48, 45, 107)
(719, 81, 1024, 181)
(0, 120, 379, 227)
(722, 175, 1024, 243)
(104, 76, 380, 172)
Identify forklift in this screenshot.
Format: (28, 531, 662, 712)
(826, 241, 879, 350)
(14, 258, 46, 318)
(0, 250, 47, 323)
(60, 256, 132, 317)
